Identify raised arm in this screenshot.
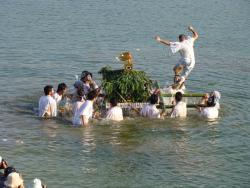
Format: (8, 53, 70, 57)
(155, 36, 171, 46)
(188, 26, 199, 41)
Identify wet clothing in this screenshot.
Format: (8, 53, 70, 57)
(38, 95, 57, 117)
(170, 101, 187, 118)
(106, 106, 123, 121)
(53, 92, 62, 104)
(140, 104, 160, 119)
(72, 100, 93, 126)
(200, 107, 219, 119)
(170, 36, 195, 78)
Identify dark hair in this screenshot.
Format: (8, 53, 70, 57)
(110, 97, 118, 107)
(57, 83, 67, 93)
(175, 92, 183, 102)
(44, 85, 53, 95)
(4, 167, 17, 177)
(149, 94, 158, 105)
(179, 34, 186, 41)
(207, 96, 215, 107)
(87, 89, 99, 100)
(81, 71, 93, 80)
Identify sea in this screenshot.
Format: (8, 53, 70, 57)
(0, 0, 250, 187)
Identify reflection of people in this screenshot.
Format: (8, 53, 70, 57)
(106, 98, 123, 122)
(169, 92, 187, 118)
(155, 26, 198, 84)
(38, 85, 57, 118)
(140, 94, 161, 119)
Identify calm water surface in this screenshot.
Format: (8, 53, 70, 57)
(0, 0, 250, 187)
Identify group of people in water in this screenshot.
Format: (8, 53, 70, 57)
(38, 25, 221, 126)
(0, 156, 46, 188)
(38, 70, 123, 126)
(38, 71, 221, 127)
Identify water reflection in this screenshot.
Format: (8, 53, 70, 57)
(80, 126, 96, 150)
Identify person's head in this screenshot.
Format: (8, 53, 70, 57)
(210, 90, 221, 103)
(4, 167, 17, 177)
(175, 92, 183, 102)
(149, 94, 159, 105)
(110, 97, 118, 107)
(207, 96, 215, 107)
(178, 34, 187, 42)
(0, 156, 8, 169)
(87, 89, 99, 101)
(33, 178, 47, 188)
(4, 172, 24, 188)
(81, 71, 93, 82)
(44, 85, 54, 96)
(57, 83, 67, 94)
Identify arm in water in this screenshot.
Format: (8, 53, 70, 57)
(155, 36, 171, 46)
(188, 25, 199, 41)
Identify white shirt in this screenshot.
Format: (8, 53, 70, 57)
(72, 101, 85, 126)
(200, 107, 219, 119)
(215, 103, 220, 110)
(53, 92, 62, 104)
(162, 85, 185, 94)
(170, 37, 195, 67)
(72, 100, 93, 126)
(140, 104, 160, 119)
(106, 106, 123, 121)
(170, 101, 187, 118)
(38, 95, 57, 117)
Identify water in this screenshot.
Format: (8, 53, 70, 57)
(0, 0, 250, 187)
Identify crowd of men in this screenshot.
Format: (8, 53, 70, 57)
(38, 69, 221, 126)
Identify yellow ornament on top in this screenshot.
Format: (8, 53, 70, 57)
(118, 51, 133, 71)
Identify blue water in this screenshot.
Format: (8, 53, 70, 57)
(0, 0, 250, 187)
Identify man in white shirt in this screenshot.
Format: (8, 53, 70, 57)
(72, 96, 85, 126)
(140, 94, 161, 119)
(199, 91, 221, 109)
(170, 92, 187, 118)
(73, 89, 99, 126)
(38, 85, 57, 118)
(199, 96, 219, 119)
(53, 83, 67, 104)
(106, 98, 123, 121)
(155, 26, 199, 85)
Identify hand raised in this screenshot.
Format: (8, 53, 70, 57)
(188, 25, 194, 31)
(155, 36, 161, 41)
